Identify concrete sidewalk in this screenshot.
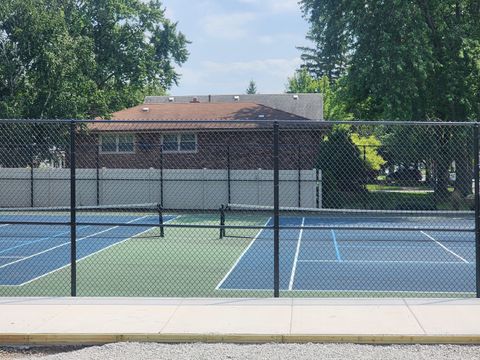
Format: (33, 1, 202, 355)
(1, 297, 480, 345)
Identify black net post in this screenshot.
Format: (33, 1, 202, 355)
(158, 203, 164, 238)
(69, 120, 77, 297)
(219, 205, 225, 239)
(273, 122, 280, 298)
(474, 124, 480, 298)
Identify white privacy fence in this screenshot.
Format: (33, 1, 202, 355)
(0, 168, 321, 210)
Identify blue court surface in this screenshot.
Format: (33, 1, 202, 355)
(0, 214, 175, 286)
(217, 215, 476, 294)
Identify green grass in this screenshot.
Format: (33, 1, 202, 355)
(366, 184, 432, 192)
(324, 186, 472, 211)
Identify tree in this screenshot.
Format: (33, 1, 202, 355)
(297, 1, 349, 80)
(317, 127, 369, 207)
(286, 69, 385, 181)
(0, 0, 189, 119)
(299, 0, 480, 198)
(246, 80, 257, 94)
(286, 68, 352, 120)
(350, 133, 386, 172)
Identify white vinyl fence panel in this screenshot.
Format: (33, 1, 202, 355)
(0, 168, 321, 210)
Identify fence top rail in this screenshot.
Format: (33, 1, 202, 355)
(0, 119, 479, 126)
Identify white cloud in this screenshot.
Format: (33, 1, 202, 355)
(203, 57, 302, 77)
(172, 57, 301, 95)
(203, 12, 257, 39)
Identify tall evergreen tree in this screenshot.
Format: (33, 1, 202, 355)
(246, 80, 257, 94)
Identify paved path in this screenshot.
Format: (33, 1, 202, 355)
(1, 298, 480, 344)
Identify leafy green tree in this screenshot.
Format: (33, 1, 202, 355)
(286, 68, 352, 120)
(297, 1, 349, 80)
(299, 0, 480, 198)
(286, 69, 385, 175)
(0, 0, 189, 119)
(246, 80, 257, 94)
(350, 133, 386, 171)
(317, 127, 369, 207)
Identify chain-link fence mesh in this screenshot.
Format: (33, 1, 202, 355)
(0, 119, 478, 297)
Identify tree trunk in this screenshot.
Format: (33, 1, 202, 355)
(451, 115, 473, 197)
(433, 127, 451, 203)
(434, 157, 451, 202)
(455, 152, 473, 196)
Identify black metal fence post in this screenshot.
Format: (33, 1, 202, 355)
(474, 124, 480, 298)
(70, 121, 77, 297)
(227, 145, 231, 204)
(363, 144, 367, 191)
(96, 137, 100, 206)
(298, 149, 301, 207)
(29, 143, 34, 208)
(160, 143, 164, 208)
(273, 122, 280, 298)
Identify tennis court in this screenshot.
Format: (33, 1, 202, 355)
(0, 204, 476, 296)
(0, 211, 176, 286)
(217, 209, 476, 295)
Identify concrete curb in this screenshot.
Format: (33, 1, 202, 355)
(2, 334, 480, 345)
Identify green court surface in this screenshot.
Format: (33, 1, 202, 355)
(0, 213, 266, 297)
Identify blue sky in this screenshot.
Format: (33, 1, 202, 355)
(161, 0, 311, 95)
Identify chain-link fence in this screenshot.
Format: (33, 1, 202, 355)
(0, 119, 478, 297)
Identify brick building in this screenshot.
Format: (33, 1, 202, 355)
(76, 94, 324, 170)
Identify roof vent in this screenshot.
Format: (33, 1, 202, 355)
(168, 97, 175, 102)
(293, 94, 299, 100)
(233, 95, 240, 101)
(142, 107, 150, 112)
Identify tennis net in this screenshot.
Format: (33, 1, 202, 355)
(0, 202, 165, 227)
(220, 203, 475, 239)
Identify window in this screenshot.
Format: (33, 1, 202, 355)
(100, 134, 135, 153)
(180, 134, 196, 151)
(163, 134, 179, 152)
(162, 133, 197, 153)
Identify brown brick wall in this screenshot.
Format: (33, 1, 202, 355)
(76, 130, 323, 170)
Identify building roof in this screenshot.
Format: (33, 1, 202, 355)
(89, 93, 323, 132)
(145, 93, 323, 120)
(90, 102, 316, 132)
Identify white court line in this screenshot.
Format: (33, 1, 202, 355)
(0, 215, 151, 270)
(288, 217, 305, 291)
(215, 217, 272, 290)
(0, 256, 25, 259)
(297, 259, 472, 265)
(17, 215, 178, 287)
(0, 224, 10, 229)
(420, 231, 469, 264)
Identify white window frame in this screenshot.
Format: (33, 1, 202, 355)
(100, 133, 136, 154)
(161, 133, 198, 153)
